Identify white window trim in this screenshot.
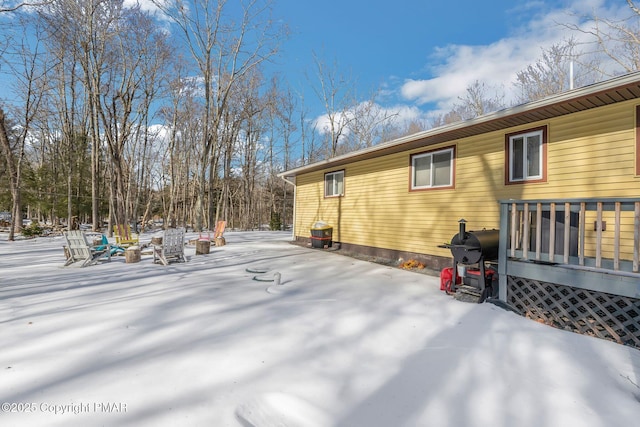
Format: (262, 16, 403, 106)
(508, 129, 544, 182)
(411, 147, 454, 190)
(325, 170, 344, 197)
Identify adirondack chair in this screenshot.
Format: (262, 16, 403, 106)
(214, 220, 226, 239)
(152, 227, 186, 266)
(96, 234, 125, 256)
(63, 230, 112, 267)
(198, 220, 227, 241)
(113, 224, 139, 248)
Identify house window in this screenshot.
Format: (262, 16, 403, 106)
(325, 170, 344, 197)
(411, 147, 454, 190)
(506, 126, 547, 184)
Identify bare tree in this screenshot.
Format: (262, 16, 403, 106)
(310, 51, 356, 158)
(0, 23, 47, 240)
(265, 77, 298, 229)
(0, 107, 20, 239)
(295, 90, 319, 165)
(151, 0, 285, 231)
(345, 95, 398, 150)
(39, 1, 173, 230)
(457, 80, 505, 118)
(96, 5, 171, 230)
(0, 1, 51, 13)
(127, 14, 173, 232)
(0, 0, 300, 234)
(432, 80, 506, 127)
(514, 38, 600, 103)
(159, 70, 200, 229)
(564, 1, 640, 77)
(37, 1, 90, 228)
(234, 68, 270, 230)
(402, 119, 428, 136)
(48, 0, 120, 231)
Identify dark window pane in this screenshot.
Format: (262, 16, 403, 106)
(334, 172, 343, 195)
(511, 137, 524, 180)
(526, 134, 541, 177)
(433, 151, 452, 186)
(325, 175, 331, 195)
(413, 155, 431, 187)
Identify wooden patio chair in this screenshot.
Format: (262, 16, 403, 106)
(152, 227, 186, 266)
(213, 220, 227, 239)
(63, 230, 112, 267)
(198, 220, 227, 241)
(113, 224, 139, 248)
(96, 234, 125, 256)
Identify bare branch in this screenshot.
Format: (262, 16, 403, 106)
(0, 1, 51, 13)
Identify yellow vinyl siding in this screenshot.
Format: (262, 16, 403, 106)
(293, 100, 640, 260)
(581, 209, 637, 261)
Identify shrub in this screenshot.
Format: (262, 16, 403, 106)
(21, 222, 43, 237)
(269, 212, 282, 231)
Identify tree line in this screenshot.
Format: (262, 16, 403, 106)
(0, 0, 296, 240)
(1, 0, 639, 240)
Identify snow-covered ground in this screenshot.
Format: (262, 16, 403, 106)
(1, 230, 639, 427)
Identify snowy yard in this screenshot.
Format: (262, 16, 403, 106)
(1, 230, 640, 427)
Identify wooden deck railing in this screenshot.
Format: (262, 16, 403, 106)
(499, 198, 640, 274)
(498, 198, 640, 346)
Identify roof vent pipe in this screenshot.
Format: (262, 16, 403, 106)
(570, 61, 574, 90)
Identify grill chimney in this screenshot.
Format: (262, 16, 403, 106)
(458, 218, 467, 241)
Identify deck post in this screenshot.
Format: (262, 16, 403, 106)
(536, 203, 542, 260)
(614, 202, 621, 270)
(549, 203, 556, 262)
(564, 202, 571, 264)
(498, 202, 510, 302)
(579, 202, 586, 266)
(634, 202, 639, 273)
(510, 203, 517, 257)
(596, 202, 603, 268)
(522, 203, 530, 259)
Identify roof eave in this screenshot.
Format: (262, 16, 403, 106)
(279, 71, 640, 180)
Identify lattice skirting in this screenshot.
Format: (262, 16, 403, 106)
(507, 276, 640, 348)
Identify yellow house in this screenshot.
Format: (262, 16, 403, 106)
(280, 72, 640, 347)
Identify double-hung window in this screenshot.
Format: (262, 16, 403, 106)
(411, 147, 454, 190)
(325, 170, 344, 197)
(507, 127, 546, 183)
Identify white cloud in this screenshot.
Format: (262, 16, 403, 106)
(312, 111, 351, 137)
(385, 104, 423, 124)
(147, 123, 170, 142)
(312, 102, 426, 142)
(123, 0, 163, 14)
(401, 39, 536, 108)
(399, 0, 632, 111)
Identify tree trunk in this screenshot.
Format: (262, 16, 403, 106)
(0, 108, 21, 241)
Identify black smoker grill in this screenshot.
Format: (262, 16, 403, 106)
(440, 219, 499, 302)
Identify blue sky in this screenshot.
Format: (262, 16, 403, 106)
(272, 0, 524, 89)
(1, 0, 633, 130)
(263, 0, 631, 124)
